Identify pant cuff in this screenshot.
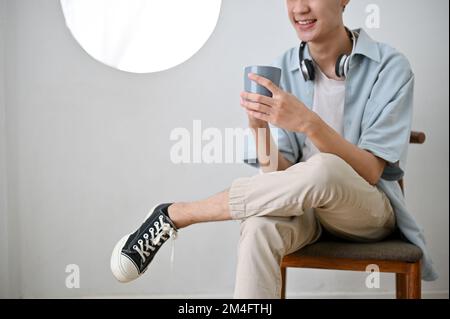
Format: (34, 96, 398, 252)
(228, 177, 251, 220)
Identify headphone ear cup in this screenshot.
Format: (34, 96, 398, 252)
(342, 55, 351, 77)
(335, 54, 346, 78)
(303, 59, 315, 81)
(300, 60, 310, 81)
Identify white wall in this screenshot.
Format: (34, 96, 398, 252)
(0, 0, 11, 299)
(0, 0, 18, 298)
(1, 0, 448, 298)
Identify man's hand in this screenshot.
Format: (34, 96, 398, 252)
(240, 95, 268, 129)
(240, 73, 317, 134)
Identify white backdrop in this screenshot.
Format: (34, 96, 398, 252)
(0, 0, 448, 298)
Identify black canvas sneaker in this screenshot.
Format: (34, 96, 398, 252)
(110, 203, 178, 282)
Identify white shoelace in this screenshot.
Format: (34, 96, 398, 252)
(133, 214, 177, 267)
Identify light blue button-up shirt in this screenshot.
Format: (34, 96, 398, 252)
(244, 28, 438, 281)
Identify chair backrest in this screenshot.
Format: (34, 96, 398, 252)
(398, 131, 426, 193)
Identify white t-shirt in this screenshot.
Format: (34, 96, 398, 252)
(301, 66, 346, 161)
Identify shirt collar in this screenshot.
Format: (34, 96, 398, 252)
(289, 28, 381, 72)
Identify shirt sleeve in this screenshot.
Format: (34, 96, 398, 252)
(358, 56, 415, 181)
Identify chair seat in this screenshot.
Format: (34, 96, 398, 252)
(289, 239, 423, 263)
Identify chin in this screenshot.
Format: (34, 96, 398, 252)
(297, 31, 317, 43)
(294, 24, 320, 43)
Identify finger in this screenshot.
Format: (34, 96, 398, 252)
(240, 91, 274, 106)
(246, 109, 270, 122)
(248, 73, 280, 94)
(241, 98, 271, 114)
(241, 98, 272, 115)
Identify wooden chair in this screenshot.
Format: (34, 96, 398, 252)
(281, 131, 426, 299)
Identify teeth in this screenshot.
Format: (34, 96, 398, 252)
(297, 19, 315, 25)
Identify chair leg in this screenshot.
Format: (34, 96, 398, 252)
(396, 261, 422, 299)
(407, 261, 421, 299)
(281, 267, 287, 299)
(396, 273, 407, 299)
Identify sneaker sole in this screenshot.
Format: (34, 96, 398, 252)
(110, 205, 159, 283)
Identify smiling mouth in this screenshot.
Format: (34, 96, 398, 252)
(296, 18, 317, 25)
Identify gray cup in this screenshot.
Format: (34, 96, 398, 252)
(244, 65, 282, 98)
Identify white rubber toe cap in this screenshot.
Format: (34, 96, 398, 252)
(110, 234, 140, 283)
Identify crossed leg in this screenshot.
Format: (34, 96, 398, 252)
(168, 153, 395, 298)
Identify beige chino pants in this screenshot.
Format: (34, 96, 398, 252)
(228, 153, 396, 299)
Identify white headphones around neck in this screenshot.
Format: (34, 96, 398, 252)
(299, 29, 358, 81)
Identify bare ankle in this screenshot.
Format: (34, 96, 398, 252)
(168, 202, 193, 229)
